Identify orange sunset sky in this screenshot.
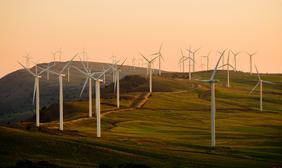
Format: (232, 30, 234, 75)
(0, 0, 281, 78)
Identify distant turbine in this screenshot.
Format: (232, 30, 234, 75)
(151, 43, 164, 76)
(179, 49, 186, 73)
(23, 53, 32, 68)
(140, 53, 158, 93)
(230, 50, 240, 71)
(189, 47, 201, 72)
(18, 62, 52, 127)
(183, 48, 194, 80)
(218, 50, 235, 87)
(202, 51, 211, 71)
(247, 52, 256, 75)
(200, 49, 226, 147)
(249, 65, 274, 112)
(132, 56, 136, 70)
(45, 54, 78, 131)
(110, 59, 127, 108)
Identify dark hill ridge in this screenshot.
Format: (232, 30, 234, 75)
(0, 61, 153, 123)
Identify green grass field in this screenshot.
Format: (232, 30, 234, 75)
(0, 71, 282, 168)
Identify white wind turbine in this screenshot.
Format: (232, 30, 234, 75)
(131, 56, 136, 70)
(110, 59, 127, 109)
(45, 54, 78, 131)
(218, 50, 235, 88)
(247, 52, 256, 75)
(178, 55, 183, 73)
(92, 67, 111, 137)
(182, 48, 194, 80)
(151, 43, 164, 76)
(23, 53, 32, 68)
(202, 51, 211, 71)
(140, 53, 159, 93)
(74, 62, 95, 118)
(249, 66, 274, 112)
(230, 50, 240, 71)
(18, 62, 52, 127)
(189, 47, 201, 72)
(200, 50, 226, 148)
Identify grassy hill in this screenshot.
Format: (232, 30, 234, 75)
(0, 61, 151, 123)
(0, 70, 282, 168)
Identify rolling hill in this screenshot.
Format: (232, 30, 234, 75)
(0, 66, 282, 168)
(0, 61, 153, 123)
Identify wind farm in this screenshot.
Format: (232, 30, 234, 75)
(0, 1, 282, 168)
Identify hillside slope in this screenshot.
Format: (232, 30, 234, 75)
(0, 71, 282, 168)
(0, 61, 151, 122)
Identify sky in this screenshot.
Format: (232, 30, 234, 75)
(0, 0, 282, 78)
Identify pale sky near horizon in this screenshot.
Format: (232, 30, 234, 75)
(0, 0, 282, 78)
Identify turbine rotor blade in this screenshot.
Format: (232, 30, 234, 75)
(139, 52, 150, 63)
(159, 42, 163, 52)
(18, 62, 36, 76)
(255, 65, 261, 80)
(80, 78, 89, 97)
(210, 50, 226, 81)
(32, 79, 37, 105)
(249, 82, 260, 95)
(60, 53, 79, 73)
(262, 80, 275, 85)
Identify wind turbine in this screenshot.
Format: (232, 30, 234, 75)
(45, 53, 78, 131)
(202, 51, 211, 71)
(247, 52, 256, 75)
(23, 53, 32, 68)
(218, 50, 235, 87)
(151, 43, 164, 76)
(189, 47, 200, 72)
(131, 56, 136, 70)
(182, 48, 194, 80)
(249, 66, 274, 112)
(110, 59, 127, 109)
(200, 50, 226, 148)
(18, 62, 52, 127)
(92, 67, 111, 137)
(230, 50, 240, 71)
(179, 49, 186, 73)
(140, 53, 158, 93)
(74, 62, 95, 118)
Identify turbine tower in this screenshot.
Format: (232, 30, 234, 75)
(92, 68, 111, 137)
(140, 53, 158, 93)
(247, 52, 256, 75)
(249, 66, 274, 112)
(200, 50, 226, 148)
